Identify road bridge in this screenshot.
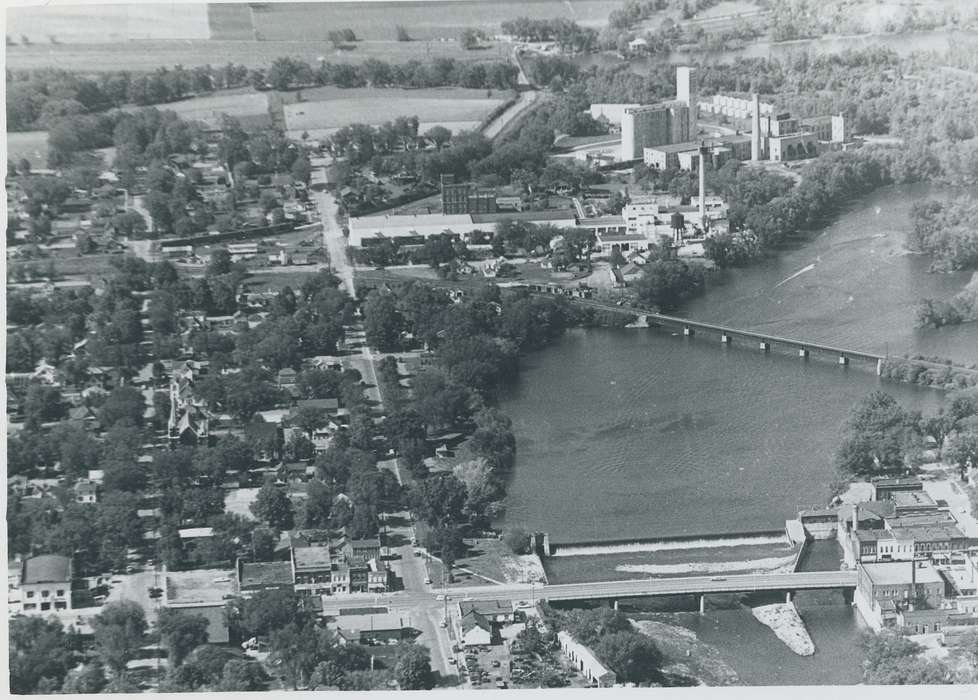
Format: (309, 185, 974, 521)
(426, 570, 857, 612)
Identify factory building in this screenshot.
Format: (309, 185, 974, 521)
(618, 66, 697, 161)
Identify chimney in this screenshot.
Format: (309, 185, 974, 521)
(751, 93, 761, 161)
(698, 142, 708, 224)
(852, 503, 859, 532)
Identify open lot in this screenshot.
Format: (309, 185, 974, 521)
(283, 87, 510, 133)
(6, 131, 48, 165)
(7, 3, 211, 43)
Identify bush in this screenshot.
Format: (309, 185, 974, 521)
(504, 527, 531, 554)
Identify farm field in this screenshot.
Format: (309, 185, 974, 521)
(5, 38, 509, 73)
(6, 131, 48, 165)
(6, 3, 211, 43)
(241, 0, 617, 41)
(283, 86, 510, 134)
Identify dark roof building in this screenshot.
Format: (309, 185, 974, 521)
(21, 554, 72, 585)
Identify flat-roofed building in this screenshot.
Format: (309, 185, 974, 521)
(19, 555, 73, 614)
(236, 560, 294, 596)
(856, 560, 945, 630)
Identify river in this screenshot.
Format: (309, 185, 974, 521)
(497, 184, 973, 684)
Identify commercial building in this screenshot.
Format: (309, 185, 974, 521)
(19, 555, 72, 614)
(856, 560, 945, 631)
(330, 612, 415, 645)
(236, 560, 294, 596)
(163, 568, 236, 644)
(557, 631, 617, 687)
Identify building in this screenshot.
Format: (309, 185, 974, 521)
(621, 102, 691, 161)
(236, 560, 294, 596)
(557, 631, 617, 687)
(19, 555, 73, 613)
(459, 609, 497, 647)
(855, 560, 945, 631)
(73, 479, 98, 504)
(344, 538, 381, 561)
(348, 211, 577, 248)
(440, 175, 497, 215)
(871, 477, 925, 501)
(331, 613, 415, 645)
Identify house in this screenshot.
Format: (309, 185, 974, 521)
(458, 600, 516, 625)
(277, 368, 298, 388)
(557, 631, 616, 687)
(460, 609, 496, 647)
(73, 479, 98, 504)
(67, 405, 100, 430)
(236, 559, 294, 596)
(245, 422, 284, 461)
(19, 555, 73, 614)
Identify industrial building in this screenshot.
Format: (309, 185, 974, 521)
(618, 66, 697, 161)
(348, 210, 577, 247)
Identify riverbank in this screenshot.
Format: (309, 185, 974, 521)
(752, 603, 816, 656)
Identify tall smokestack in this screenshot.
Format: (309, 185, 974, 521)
(751, 93, 761, 162)
(698, 142, 708, 225)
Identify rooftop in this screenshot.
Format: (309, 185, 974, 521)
(889, 525, 968, 542)
(459, 599, 513, 618)
(293, 544, 333, 570)
(862, 561, 943, 586)
(329, 613, 411, 635)
(890, 491, 937, 508)
(22, 554, 72, 584)
(240, 561, 293, 587)
(470, 210, 577, 224)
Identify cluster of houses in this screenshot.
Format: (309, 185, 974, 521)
(797, 476, 978, 638)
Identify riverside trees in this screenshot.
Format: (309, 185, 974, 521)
(835, 392, 922, 478)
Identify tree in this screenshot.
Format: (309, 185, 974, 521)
(460, 28, 481, 50)
(217, 659, 268, 691)
(236, 588, 304, 638)
(300, 479, 334, 528)
(60, 661, 107, 694)
(363, 290, 404, 352)
(291, 155, 312, 184)
(98, 384, 146, 428)
(504, 527, 531, 554)
(594, 631, 663, 684)
(158, 608, 210, 667)
(836, 392, 920, 477)
(269, 622, 321, 690)
(395, 25, 411, 41)
(250, 481, 295, 530)
(412, 473, 468, 526)
(92, 601, 148, 674)
(424, 524, 466, 572)
(9, 616, 74, 694)
(634, 259, 706, 312)
(394, 644, 434, 690)
(944, 430, 978, 477)
(208, 248, 233, 276)
(425, 125, 452, 149)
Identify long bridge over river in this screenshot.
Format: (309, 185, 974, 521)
(425, 570, 857, 612)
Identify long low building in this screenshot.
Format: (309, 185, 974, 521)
(348, 210, 578, 247)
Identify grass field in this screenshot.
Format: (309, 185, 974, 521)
(120, 90, 271, 127)
(6, 37, 510, 73)
(6, 3, 210, 44)
(6, 131, 48, 165)
(283, 86, 509, 133)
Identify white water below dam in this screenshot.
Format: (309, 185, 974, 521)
(551, 533, 790, 558)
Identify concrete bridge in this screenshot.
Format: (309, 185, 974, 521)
(570, 298, 884, 371)
(430, 570, 857, 612)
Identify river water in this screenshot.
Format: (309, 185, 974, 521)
(498, 184, 974, 684)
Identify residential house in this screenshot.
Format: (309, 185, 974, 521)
(277, 368, 298, 388)
(19, 555, 73, 614)
(73, 479, 98, 504)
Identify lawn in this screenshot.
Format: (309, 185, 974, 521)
(283, 87, 510, 133)
(119, 90, 270, 126)
(6, 131, 48, 165)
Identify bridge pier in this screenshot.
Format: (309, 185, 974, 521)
(838, 355, 849, 366)
(786, 591, 793, 604)
(699, 595, 706, 614)
(876, 358, 883, 376)
(683, 326, 694, 337)
(721, 333, 731, 345)
(613, 599, 619, 611)
(759, 341, 770, 353)
(798, 348, 809, 359)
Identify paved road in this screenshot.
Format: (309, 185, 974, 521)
(481, 89, 540, 141)
(313, 186, 354, 295)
